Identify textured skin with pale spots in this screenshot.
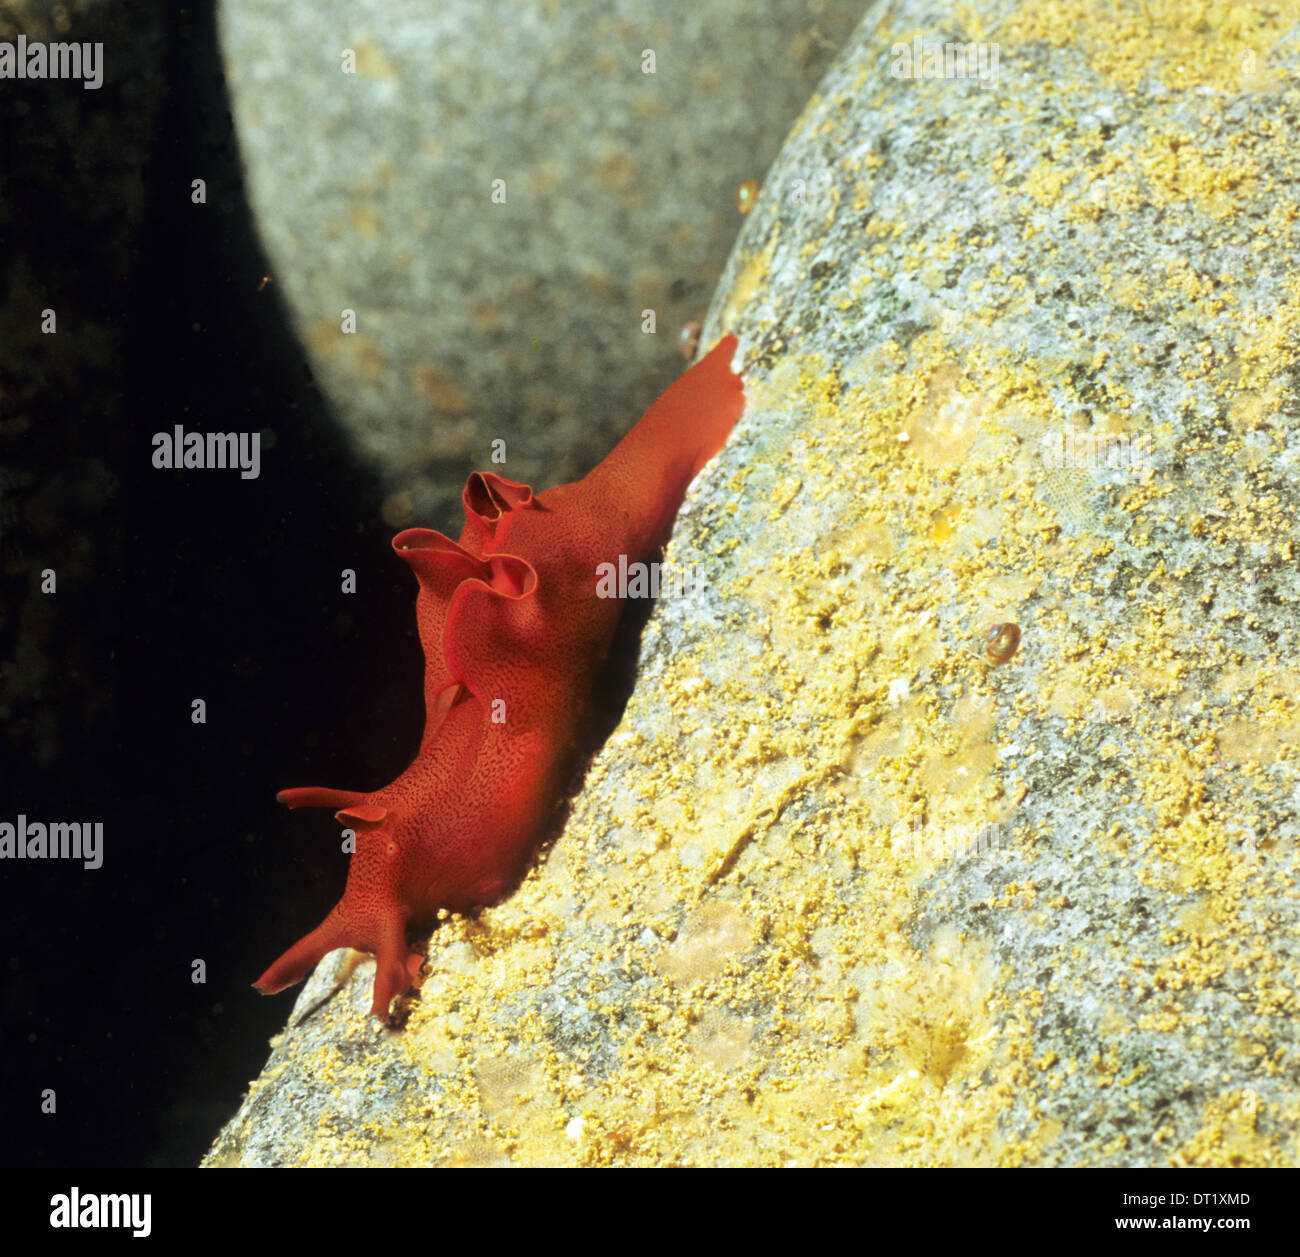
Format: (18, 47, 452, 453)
(255, 335, 744, 1016)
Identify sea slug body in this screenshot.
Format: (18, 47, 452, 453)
(255, 335, 745, 1017)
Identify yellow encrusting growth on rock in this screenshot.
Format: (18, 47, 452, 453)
(997, 0, 1287, 93)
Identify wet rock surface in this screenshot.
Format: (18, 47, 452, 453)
(218, 0, 862, 530)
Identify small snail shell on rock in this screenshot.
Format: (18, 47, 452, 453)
(985, 622, 1021, 665)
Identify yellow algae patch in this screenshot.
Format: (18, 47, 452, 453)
(927, 503, 961, 543)
(589, 149, 643, 210)
(657, 902, 760, 984)
(859, 932, 997, 1092)
(1172, 1090, 1291, 1167)
(351, 38, 400, 82)
(422, 418, 477, 462)
(689, 1007, 754, 1070)
(303, 323, 388, 382)
(476, 1050, 552, 1118)
(348, 202, 382, 239)
(1232, 275, 1300, 397)
(1129, 130, 1261, 219)
(997, 0, 1285, 93)
(921, 737, 1000, 810)
(525, 163, 564, 200)
(379, 491, 415, 529)
(1217, 719, 1280, 766)
(901, 364, 986, 466)
(410, 364, 472, 415)
(466, 296, 506, 333)
(440, 1136, 512, 1168)
(354, 159, 398, 196)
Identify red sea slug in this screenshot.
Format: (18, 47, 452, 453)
(255, 335, 745, 1017)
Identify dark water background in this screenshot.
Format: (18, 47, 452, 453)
(0, 0, 422, 1166)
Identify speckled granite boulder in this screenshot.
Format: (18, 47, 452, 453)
(207, 0, 1300, 1167)
(217, 0, 862, 530)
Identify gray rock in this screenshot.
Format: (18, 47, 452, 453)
(217, 0, 863, 530)
(208, 0, 1300, 1166)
